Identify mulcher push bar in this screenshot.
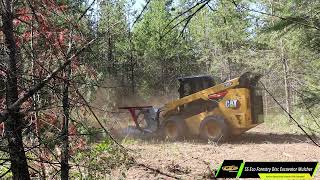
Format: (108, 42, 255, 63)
(215, 160, 318, 179)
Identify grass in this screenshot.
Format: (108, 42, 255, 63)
(264, 113, 320, 135)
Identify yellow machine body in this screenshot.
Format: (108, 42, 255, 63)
(160, 75, 264, 137)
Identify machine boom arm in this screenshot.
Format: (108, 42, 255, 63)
(163, 77, 240, 112)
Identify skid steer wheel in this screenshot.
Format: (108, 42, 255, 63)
(163, 117, 187, 141)
(200, 116, 228, 142)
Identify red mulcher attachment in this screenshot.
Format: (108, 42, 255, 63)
(118, 106, 156, 132)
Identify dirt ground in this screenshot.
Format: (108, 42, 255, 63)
(116, 124, 320, 179)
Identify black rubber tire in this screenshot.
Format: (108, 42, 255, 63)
(199, 116, 228, 142)
(162, 116, 187, 141)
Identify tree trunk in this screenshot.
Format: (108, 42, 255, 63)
(61, 66, 71, 180)
(2, 0, 30, 179)
(222, 12, 232, 80)
(283, 58, 291, 116)
(280, 39, 291, 120)
(263, 71, 268, 116)
(31, 23, 46, 179)
(227, 57, 232, 80)
(128, 30, 135, 94)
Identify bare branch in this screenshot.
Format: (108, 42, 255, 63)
(0, 37, 98, 124)
(78, 0, 96, 21)
(231, 0, 320, 31)
(260, 81, 320, 147)
(180, 0, 210, 36)
(74, 88, 128, 151)
(0, 168, 11, 179)
(132, 0, 151, 28)
(161, 0, 210, 39)
(163, 0, 207, 31)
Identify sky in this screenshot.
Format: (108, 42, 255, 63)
(133, 0, 146, 11)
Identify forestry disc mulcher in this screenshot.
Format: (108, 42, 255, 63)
(119, 72, 264, 141)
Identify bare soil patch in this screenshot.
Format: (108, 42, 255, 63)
(115, 124, 320, 179)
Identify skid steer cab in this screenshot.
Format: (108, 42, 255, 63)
(120, 72, 264, 141)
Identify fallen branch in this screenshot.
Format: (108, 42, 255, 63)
(136, 163, 180, 179)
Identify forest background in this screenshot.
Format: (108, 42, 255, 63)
(0, 0, 319, 179)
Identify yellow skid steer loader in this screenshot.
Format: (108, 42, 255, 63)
(120, 72, 264, 141)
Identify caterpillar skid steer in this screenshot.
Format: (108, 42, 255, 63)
(119, 72, 264, 141)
